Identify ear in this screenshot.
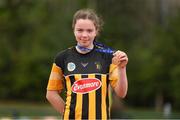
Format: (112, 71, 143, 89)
(74, 29, 76, 36)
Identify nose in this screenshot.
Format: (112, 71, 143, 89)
(82, 31, 88, 37)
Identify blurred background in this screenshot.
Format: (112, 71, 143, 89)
(0, 0, 180, 119)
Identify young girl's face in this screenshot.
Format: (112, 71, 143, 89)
(74, 19, 97, 48)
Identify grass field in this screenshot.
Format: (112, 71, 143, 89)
(123, 108, 180, 119)
(0, 102, 180, 119)
(0, 102, 61, 119)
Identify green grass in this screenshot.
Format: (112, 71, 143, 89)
(0, 102, 61, 119)
(125, 108, 180, 119)
(0, 102, 180, 119)
(111, 107, 180, 119)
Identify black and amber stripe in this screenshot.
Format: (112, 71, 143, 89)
(63, 73, 110, 120)
(47, 63, 64, 91)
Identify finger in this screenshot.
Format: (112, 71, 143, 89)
(120, 58, 128, 63)
(117, 53, 127, 60)
(113, 50, 122, 56)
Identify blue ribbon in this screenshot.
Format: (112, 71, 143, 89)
(94, 41, 115, 54)
(76, 44, 93, 52)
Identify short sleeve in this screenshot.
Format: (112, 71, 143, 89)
(54, 51, 66, 69)
(109, 64, 119, 88)
(47, 63, 64, 91)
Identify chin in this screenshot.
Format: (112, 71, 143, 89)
(82, 45, 89, 48)
(80, 43, 89, 47)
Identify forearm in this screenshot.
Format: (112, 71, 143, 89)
(114, 67, 128, 98)
(46, 90, 65, 115)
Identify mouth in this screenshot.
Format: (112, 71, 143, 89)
(81, 39, 89, 43)
(80, 38, 89, 41)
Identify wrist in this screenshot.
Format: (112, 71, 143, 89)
(118, 66, 126, 70)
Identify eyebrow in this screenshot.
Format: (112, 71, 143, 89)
(76, 27, 94, 30)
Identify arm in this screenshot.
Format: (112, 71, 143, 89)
(112, 50, 128, 98)
(46, 63, 65, 115)
(46, 90, 65, 115)
(114, 67, 128, 98)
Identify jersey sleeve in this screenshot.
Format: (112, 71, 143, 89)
(47, 63, 64, 91)
(109, 64, 119, 88)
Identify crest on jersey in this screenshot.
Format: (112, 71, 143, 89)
(95, 62, 102, 71)
(67, 62, 76, 72)
(72, 78, 102, 94)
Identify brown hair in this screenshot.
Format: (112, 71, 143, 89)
(72, 8, 103, 35)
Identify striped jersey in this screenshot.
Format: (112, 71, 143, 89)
(47, 46, 118, 119)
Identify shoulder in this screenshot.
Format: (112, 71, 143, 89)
(55, 47, 74, 58)
(54, 46, 74, 67)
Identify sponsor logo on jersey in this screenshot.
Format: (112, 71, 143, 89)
(72, 78, 102, 94)
(67, 62, 76, 72)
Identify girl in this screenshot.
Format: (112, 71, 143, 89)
(46, 8, 128, 119)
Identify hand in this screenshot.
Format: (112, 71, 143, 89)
(112, 50, 128, 68)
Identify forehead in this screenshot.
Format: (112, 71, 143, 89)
(75, 19, 95, 29)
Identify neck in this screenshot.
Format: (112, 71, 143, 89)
(76, 44, 94, 54)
